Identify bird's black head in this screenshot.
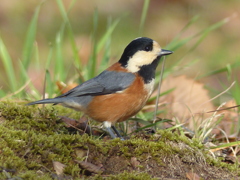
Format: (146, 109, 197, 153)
(118, 37, 172, 83)
(119, 37, 154, 64)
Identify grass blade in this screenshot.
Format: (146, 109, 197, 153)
(68, 26, 82, 75)
(166, 15, 229, 52)
(139, 0, 150, 35)
(90, 16, 120, 77)
(21, 5, 41, 83)
(55, 29, 65, 81)
(88, 10, 99, 79)
(0, 37, 17, 92)
(56, 0, 69, 22)
(197, 58, 240, 79)
(96, 18, 120, 54)
(45, 69, 54, 97)
(55, 0, 79, 82)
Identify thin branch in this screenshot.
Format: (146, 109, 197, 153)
(153, 57, 166, 123)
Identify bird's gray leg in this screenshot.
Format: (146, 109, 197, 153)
(106, 127, 117, 139)
(111, 125, 124, 140)
(103, 121, 124, 140)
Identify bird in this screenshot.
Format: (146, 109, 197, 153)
(27, 37, 173, 139)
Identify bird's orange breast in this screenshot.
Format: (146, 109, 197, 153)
(84, 63, 152, 123)
(85, 75, 150, 123)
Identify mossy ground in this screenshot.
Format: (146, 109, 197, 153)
(0, 101, 239, 180)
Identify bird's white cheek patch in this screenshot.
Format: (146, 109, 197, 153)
(126, 51, 155, 73)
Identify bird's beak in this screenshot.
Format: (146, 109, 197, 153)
(159, 49, 173, 56)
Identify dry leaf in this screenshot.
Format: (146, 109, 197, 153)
(53, 161, 66, 175)
(186, 171, 201, 180)
(59, 116, 92, 135)
(75, 160, 103, 174)
(130, 157, 140, 169)
(75, 148, 87, 159)
(156, 75, 215, 129)
(225, 155, 237, 164)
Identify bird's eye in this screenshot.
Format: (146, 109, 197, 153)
(144, 45, 152, 51)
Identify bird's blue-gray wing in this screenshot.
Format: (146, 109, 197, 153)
(58, 70, 135, 98)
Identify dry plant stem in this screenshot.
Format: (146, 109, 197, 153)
(197, 81, 235, 113)
(206, 104, 240, 113)
(217, 127, 236, 157)
(153, 57, 166, 123)
(208, 150, 216, 159)
(199, 103, 225, 141)
(85, 148, 90, 162)
(42, 71, 47, 112)
(142, 102, 165, 110)
(84, 119, 91, 134)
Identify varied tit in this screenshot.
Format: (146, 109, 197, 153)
(27, 37, 173, 139)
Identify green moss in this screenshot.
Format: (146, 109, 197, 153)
(0, 102, 94, 178)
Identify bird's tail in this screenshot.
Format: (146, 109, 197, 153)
(27, 97, 65, 106)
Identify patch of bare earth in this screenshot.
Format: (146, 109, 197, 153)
(77, 134, 238, 179)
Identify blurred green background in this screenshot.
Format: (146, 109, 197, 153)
(0, 0, 239, 102)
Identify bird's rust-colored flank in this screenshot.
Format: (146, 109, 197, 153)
(86, 75, 149, 124)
